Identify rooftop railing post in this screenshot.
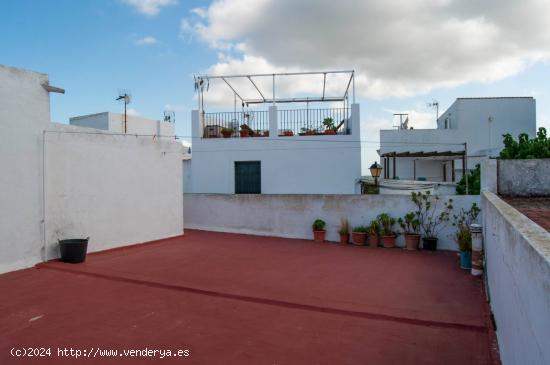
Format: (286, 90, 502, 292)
(269, 105, 278, 137)
(191, 109, 202, 138)
(351, 103, 360, 136)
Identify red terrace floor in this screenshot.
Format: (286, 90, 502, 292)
(503, 197, 550, 232)
(0, 230, 498, 365)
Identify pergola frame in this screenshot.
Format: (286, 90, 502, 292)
(195, 70, 355, 110)
(380, 150, 466, 182)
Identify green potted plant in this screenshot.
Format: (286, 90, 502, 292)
(339, 217, 350, 245)
(410, 191, 453, 251)
(398, 212, 421, 250)
(351, 225, 367, 245)
(239, 125, 250, 137)
(377, 213, 398, 248)
(299, 125, 317, 136)
(367, 220, 379, 248)
(451, 203, 481, 269)
(312, 219, 326, 242)
(221, 127, 234, 138)
(322, 117, 337, 135)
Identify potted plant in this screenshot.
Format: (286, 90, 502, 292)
(59, 237, 90, 263)
(339, 217, 350, 244)
(367, 220, 379, 248)
(299, 125, 317, 136)
(451, 203, 481, 269)
(410, 191, 453, 251)
(377, 213, 398, 248)
(312, 219, 326, 242)
(323, 117, 337, 135)
(239, 126, 250, 137)
(221, 127, 234, 138)
(398, 212, 421, 250)
(351, 225, 367, 245)
(262, 130, 270, 137)
(282, 130, 294, 137)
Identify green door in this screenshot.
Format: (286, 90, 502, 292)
(235, 161, 261, 194)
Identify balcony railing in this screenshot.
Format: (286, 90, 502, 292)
(202, 111, 269, 138)
(278, 108, 350, 136)
(201, 107, 352, 138)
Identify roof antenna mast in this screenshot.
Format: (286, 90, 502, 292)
(116, 89, 131, 133)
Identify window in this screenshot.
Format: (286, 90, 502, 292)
(235, 161, 261, 194)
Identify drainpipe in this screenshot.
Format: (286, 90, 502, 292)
(42, 130, 47, 262)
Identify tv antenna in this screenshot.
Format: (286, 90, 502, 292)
(116, 89, 131, 133)
(163, 110, 175, 123)
(427, 100, 439, 123)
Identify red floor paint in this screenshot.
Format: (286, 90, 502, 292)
(0, 230, 497, 364)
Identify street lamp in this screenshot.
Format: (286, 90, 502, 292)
(369, 161, 383, 185)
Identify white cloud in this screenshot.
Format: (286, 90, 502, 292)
(183, 0, 550, 99)
(126, 108, 140, 116)
(122, 0, 176, 16)
(134, 36, 158, 45)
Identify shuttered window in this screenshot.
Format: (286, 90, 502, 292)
(235, 161, 261, 194)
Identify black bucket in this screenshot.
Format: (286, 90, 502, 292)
(422, 237, 438, 251)
(59, 238, 89, 263)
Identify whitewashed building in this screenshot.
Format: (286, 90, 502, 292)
(184, 71, 363, 194)
(379, 97, 536, 182)
(70, 112, 175, 138)
(0, 64, 183, 273)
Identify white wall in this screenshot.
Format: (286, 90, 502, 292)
(482, 192, 550, 365)
(70, 112, 176, 138)
(0, 65, 50, 273)
(44, 123, 184, 259)
(380, 97, 536, 182)
(184, 193, 480, 251)
(187, 105, 362, 194)
(0, 64, 184, 274)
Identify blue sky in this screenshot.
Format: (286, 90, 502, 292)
(2, 0, 549, 147)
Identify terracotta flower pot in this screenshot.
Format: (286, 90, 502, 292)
(380, 235, 396, 248)
(404, 234, 420, 250)
(351, 232, 367, 245)
(368, 234, 379, 248)
(339, 233, 349, 245)
(282, 131, 294, 136)
(324, 129, 336, 135)
(313, 230, 326, 242)
(240, 130, 250, 137)
(221, 131, 232, 138)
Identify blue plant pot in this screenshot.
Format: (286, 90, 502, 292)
(460, 251, 472, 270)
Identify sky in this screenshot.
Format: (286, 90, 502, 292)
(2, 0, 549, 162)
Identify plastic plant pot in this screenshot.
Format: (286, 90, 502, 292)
(59, 238, 89, 264)
(460, 251, 472, 270)
(422, 237, 438, 251)
(313, 230, 326, 242)
(380, 235, 396, 248)
(404, 234, 421, 250)
(368, 234, 379, 248)
(351, 232, 367, 246)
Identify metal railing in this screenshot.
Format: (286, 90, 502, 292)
(202, 111, 269, 138)
(278, 108, 350, 136)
